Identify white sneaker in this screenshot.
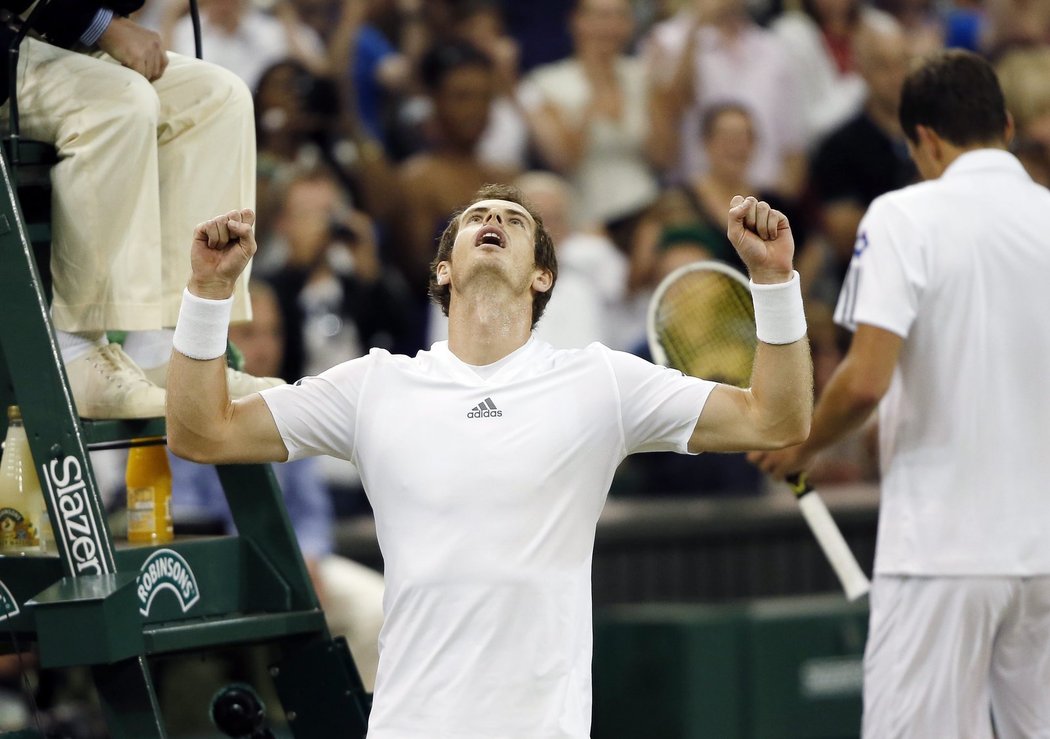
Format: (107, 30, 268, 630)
(143, 363, 285, 399)
(65, 344, 166, 419)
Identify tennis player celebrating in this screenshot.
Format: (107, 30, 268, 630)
(752, 50, 1050, 738)
(166, 186, 810, 738)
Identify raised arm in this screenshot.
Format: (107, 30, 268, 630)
(687, 196, 813, 453)
(166, 210, 290, 465)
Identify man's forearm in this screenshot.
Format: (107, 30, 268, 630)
(166, 285, 236, 462)
(749, 337, 813, 447)
(165, 350, 234, 463)
(796, 354, 879, 460)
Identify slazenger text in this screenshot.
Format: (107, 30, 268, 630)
(45, 456, 107, 575)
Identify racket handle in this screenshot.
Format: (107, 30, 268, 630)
(787, 473, 872, 601)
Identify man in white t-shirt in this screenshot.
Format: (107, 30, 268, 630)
(753, 50, 1050, 738)
(164, 183, 812, 738)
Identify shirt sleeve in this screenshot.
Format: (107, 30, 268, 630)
(79, 8, 113, 46)
(23, 0, 106, 48)
(259, 355, 373, 462)
(602, 347, 717, 455)
(833, 195, 926, 337)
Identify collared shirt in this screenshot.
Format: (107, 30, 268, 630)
(835, 149, 1050, 576)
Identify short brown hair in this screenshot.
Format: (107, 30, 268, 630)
(427, 184, 558, 328)
(899, 50, 1008, 147)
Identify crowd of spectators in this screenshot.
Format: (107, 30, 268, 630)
(134, 0, 1050, 500)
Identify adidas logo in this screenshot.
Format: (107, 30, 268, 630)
(467, 397, 503, 419)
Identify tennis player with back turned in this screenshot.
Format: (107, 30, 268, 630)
(753, 50, 1050, 738)
(165, 186, 810, 738)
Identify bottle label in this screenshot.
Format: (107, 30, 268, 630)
(127, 485, 155, 538)
(0, 507, 39, 550)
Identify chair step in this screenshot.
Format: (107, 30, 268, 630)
(143, 610, 328, 655)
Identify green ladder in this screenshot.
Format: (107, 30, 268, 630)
(0, 141, 370, 737)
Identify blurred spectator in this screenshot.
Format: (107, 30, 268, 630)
(252, 59, 400, 247)
(263, 167, 413, 381)
(982, 0, 1050, 56)
(872, 0, 944, 57)
(996, 46, 1050, 186)
(632, 104, 802, 291)
(519, 0, 662, 254)
(169, 280, 384, 690)
(394, 39, 518, 347)
(771, 0, 896, 148)
(325, 0, 413, 145)
(803, 17, 916, 308)
(943, 0, 985, 52)
(452, 0, 531, 170)
(644, 0, 807, 199)
(517, 172, 629, 349)
(167, 0, 327, 89)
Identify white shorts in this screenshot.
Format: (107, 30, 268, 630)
(862, 575, 1050, 739)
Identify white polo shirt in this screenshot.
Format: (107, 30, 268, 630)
(834, 149, 1050, 577)
(261, 338, 714, 738)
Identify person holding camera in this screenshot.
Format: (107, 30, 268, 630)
(262, 166, 413, 384)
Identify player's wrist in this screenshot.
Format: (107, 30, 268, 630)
(750, 270, 806, 344)
(173, 288, 234, 361)
(187, 278, 237, 302)
(749, 268, 794, 285)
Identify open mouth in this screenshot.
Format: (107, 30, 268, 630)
(475, 225, 506, 248)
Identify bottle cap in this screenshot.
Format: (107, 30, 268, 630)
(7, 406, 20, 422)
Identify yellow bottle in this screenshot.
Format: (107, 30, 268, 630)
(126, 441, 174, 545)
(0, 406, 42, 554)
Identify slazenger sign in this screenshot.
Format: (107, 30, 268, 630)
(136, 549, 201, 617)
(40, 456, 114, 575)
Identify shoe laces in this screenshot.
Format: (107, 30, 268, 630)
(97, 344, 154, 388)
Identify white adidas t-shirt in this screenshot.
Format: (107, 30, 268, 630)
(834, 149, 1050, 577)
(261, 338, 715, 738)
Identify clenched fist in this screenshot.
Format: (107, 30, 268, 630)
(188, 209, 256, 300)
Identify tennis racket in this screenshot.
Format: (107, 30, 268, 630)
(647, 260, 871, 601)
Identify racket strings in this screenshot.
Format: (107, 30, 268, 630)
(654, 270, 757, 388)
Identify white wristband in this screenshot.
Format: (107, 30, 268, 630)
(172, 288, 233, 360)
(750, 271, 807, 345)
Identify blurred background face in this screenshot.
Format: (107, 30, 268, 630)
(433, 64, 495, 147)
(255, 64, 320, 140)
(203, 0, 248, 29)
(857, 24, 911, 115)
(517, 179, 572, 246)
(692, 0, 744, 25)
(278, 177, 343, 266)
(571, 0, 635, 57)
(703, 107, 756, 182)
(229, 287, 284, 379)
(459, 4, 505, 48)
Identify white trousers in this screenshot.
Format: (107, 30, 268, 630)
(863, 575, 1050, 739)
(10, 38, 255, 332)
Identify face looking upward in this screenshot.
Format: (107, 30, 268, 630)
(436, 199, 552, 304)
